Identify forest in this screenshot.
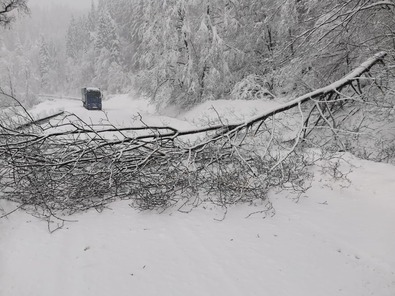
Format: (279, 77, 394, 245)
(1, 0, 395, 109)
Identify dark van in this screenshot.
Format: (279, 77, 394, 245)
(81, 87, 102, 110)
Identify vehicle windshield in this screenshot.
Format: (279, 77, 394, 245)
(87, 91, 101, 101)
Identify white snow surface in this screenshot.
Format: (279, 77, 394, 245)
(1, 94, 394, 296)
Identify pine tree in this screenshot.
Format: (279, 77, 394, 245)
(66, 16, 78, 58)
(87, 0, 97, 32)
(39, 36, 51, 92)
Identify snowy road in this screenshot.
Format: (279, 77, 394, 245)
(0, 95, 394, 296)
(28, 94, 196, 131)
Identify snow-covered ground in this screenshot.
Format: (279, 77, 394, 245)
(1, 95, 394, 296)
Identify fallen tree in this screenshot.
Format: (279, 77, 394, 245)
(0, 51, 392, 222)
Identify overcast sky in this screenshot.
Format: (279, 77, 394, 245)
(31, 0, 93, 10)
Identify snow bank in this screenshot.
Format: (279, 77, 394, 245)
(180, 98, 281, 126)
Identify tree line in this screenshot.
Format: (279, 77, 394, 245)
(2, 0, 395, 110)
(65, 0, 395, 109)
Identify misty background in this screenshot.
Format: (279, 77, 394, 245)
(32, 0, 93, 10)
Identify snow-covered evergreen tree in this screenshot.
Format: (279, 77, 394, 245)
(66, 16, 78, 58)
(39, 36, 51, 92)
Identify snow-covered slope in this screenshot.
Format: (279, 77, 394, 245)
(179, 98, 281, 126)
(0, 95, 394, 296)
